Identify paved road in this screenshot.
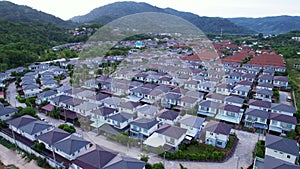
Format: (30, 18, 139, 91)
(38, 113, 259, 169)
(6, 82, 26, 108)
(0, 143, 41, 169)
(279, 91, 292, 106)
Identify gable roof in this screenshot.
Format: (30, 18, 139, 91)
(91, 107, 116, 116)
(249, 99, 271, 108)
(271, 103, 296, 114)
(265, 134, 299, 156)
(8, 115, 37, 128)
(179, 114, 205, 129)
(269, 113, 297, 125)
(264, 155, 300, 169)
(73, 145, 117, 169)
(137, 105, 158, 115)
(0, 106, 17, 116)
(109, 112, 134, 123)
(245, 108, 270, 119)
(199, 100, 221, 108)
(53, 135, 91, 155)
(225, 96, 245, 104)
(37, 128, 70, 145)
(206, 122, 232, 135)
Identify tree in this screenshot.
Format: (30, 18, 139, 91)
(58, 124, 76, 133)
(17, 107, 37, 118)
(50, 107, 61, 119)
(140, 155, 149, 163)
(152, 163, 164, 169)
(34, 142, 45, 153)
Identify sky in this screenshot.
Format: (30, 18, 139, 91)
(5, 0, 300, 20)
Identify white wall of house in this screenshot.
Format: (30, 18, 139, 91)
(265, 148, 297, 164)
(0, 112, 16, 121)
(205, 131, 229, 148)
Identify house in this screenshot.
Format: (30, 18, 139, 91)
(144, 124, 187, 151)
(204, 121, 232, 148)
(258, 74, 273, 84)
(249, 99, 271, 111)
(265, 134, 299, 164)
(224, 96, 245, 107)
(216, 83, 233, 95)
(37, 128, 71, 151)
(130, 118, 159, 138)
(244, 108, 270, 132)
(53, 135, 92, 161)
(241, 73, 256, 82)
(162, 92, 181, 108)
(108, 112, 134, 130)
(231, 85, 251, 98)
(197, 100, 221, 117)
(269, 113, 297, 134)
(228, 72, 243, 82)
(8, 115, 37, 133)
(101, 155, 146, 169)
(157, 110, 180, 125)
(206, 93, 226, 103)
(215, 104, 243, 124)
(179, 114, 205, 139)
(75, 102, 99, 117)
(273, 76, 289, 88)
(60, 98, 85, 112)
(90, 107, 117, 128)
(70, 145, 117, 169)
(177, 96, 200, 109)
(255, 89, 273, 102)
(271, 103, 296, 116)
(87, 93, 110, 104)
(118, 101, 140, 114)
(102, 97, 123, 109)
(256, 83, 274, 91)
(22, 84, 42, 98)
(261, 155, 300, 169)
(36, 90, 57, 105)
(137, 104, 159, 119)
(50, 95, 72, 107)
(198, 81, 215, 93)
(0, 103, 18, 121)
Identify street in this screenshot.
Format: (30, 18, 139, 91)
(279, 91, 292, 106)
(6, 82, 26, 108)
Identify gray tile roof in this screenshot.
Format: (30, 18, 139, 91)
(130, 118, 158, 130)
(199, 100, 221, 109)
(91, 107, 116, 116)
(257, 82, 274, 88)
(8, 115, 37, 128)
(264, 155, 300, 169)
(156, 124, 187, 139)
(206, 122, 232, 135)
(249, 99, 271, 108)
(225, 96, 245, 104)
(103, 155, 146, 169)
(256, 89, 273, 95)
(219, 104, 241, 113)
(20, 120, 52, 135)
(245, 108, 270, 119)
(109, 112, 134, 123)
(37, 90, 57, 99)
(0, 105, 17, 116)
(270, 113, 297, 125)
(37, 128, 70, 145)
(206, 93, 226, 101)
(53, 135, 91, 155)
(73, 145, 117, 169)
(179, 114, 205, 129)
(271, 103, 296, 114)
(137, 105, 158, 115)
(274, 76, 289, 82)
(158, 110, 179, 121)
(265, 134, 299, 156)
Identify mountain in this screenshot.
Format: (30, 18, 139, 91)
(229, 16, 300, 34)
(0, 1, 75, 28)
(70, 1, 254, 34)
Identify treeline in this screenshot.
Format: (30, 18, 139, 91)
(0, 20, 81, 71)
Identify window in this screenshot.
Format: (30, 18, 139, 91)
(217, 141, 222, 146)
(210, 132, 214, 135)
(271, 120, 278, 125)
(287, 155, 290, 159)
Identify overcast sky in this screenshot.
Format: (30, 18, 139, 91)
(6, 0, 300, 20)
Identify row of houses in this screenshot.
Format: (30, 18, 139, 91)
(3, 115, 145, 169)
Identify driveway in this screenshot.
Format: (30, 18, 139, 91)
(6, 82, 26, 108)
(279, 91, 292, 106)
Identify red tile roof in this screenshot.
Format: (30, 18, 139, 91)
(248, 54, 285, 67)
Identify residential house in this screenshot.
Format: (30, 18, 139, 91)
(216, 83, 233, 95)
(177, 96, 200, 110)
(198, 81, 215, 93)
(36, 90, 57, 105)
(90, 107, 117, 128)
(53, 135, 92, 161)
(60, 98, 85, 112)
(118, 101, 140, 114)
(197, 100, 221, 117)
(244, 108, 270, 132)
(137, 105, 159, 119)
(215, 104, 243, 124)
(75, 102, 99, 117)
(265, 134, 299, 164)
(204, 121, 232, 148)
(255, 89, 273, 102)
(261, 155, 300, 169)
(101, 155, 146, 169)
(224, 96, 245, 107)
(8, 115, 37, 134)
(144, 124, 187, 151)
(269, 113, 297, 134)
(258, 74, 273, 84)
(249, 99, 271, 112)
(271, 103, 296, 116)
(22, 84, 42, 98)
(50, 95, 72, 107)
(241, 73, 256, 82)
(162, 92, 181, 108)
(37, 128, 71, 151)
(108, 112, 134, 130)
(0, 103, 18, 121)
(256, 83, 274, 91)
(206, 93, 226, 103)
(179, 114, 205, 139)
(157, 110, 180, 125)
(231, 85, 251, 98)
(70, 145, 117, 169)
(102, 97, 123, 109)
(87, 93, 110, 105)
(130, 118, 159, 138)
(273, 76, 289, 88)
